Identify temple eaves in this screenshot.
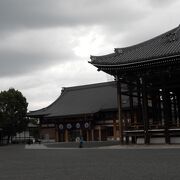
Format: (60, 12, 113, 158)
(89, 25, 180, 69)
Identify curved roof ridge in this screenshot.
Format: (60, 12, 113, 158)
(90, 53, 116, 62)
(28, 81, 119, 118)
(28, 89, 66, 116)
(91, 25, 179, 60)
(64, 81, 115, 92)
(90, 25, 180, 67)
(28, 107, 47, 115)
(115, 26, 179, 54)
(27, 81, 116, 117)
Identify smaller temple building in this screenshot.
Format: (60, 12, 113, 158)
(28, 81, 136, 142)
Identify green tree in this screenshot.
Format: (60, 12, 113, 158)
(0, 88, 28, 143)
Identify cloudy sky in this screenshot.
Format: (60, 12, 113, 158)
(0, 0, 180, 111)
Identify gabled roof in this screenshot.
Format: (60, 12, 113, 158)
(28, 81, 128, 118)
(90, 25, 180, 68)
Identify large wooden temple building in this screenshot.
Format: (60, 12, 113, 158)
(29, 25, 180, 144)
(90, 25, 180, 144)
(28, 82, 135, 142)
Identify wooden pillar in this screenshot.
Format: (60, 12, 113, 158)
(162, 72, 172, 144)
(151, 90, 157, 125)
(172, 93, 177, 126)
(80, 129, 82, 137)
(58, 131, 61, 142)
(176, 94, 180, 127)
(117, 78, 123, 144)
(162, 89, 171, 144)
(91, 129, 94, 141)
(124, 113, 129, 144)
(137, 78, 142, 124)
(157, 89, 162, 127)
(128, 82, 134, 124)
(113, 119, 117, 140)
(141, 76, 150, 144)
(55, 126, 59, 142)
(98, 126, 102, 141)
(0, 132, 1, 145)
(65, 129, 69, 142)
(86, 130, 89, 141)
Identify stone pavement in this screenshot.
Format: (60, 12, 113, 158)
(2, 144, 180, 180)
(0, 145, 180, 180)
(25, 142, 180, 150)
(25, 144, 47, 149)
(99, 144, 180, 149)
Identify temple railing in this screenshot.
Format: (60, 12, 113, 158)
(125, 122, 180, 131)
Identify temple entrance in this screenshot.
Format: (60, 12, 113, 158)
(68, 129, 89, 141)
(68, 130, 81, 141)
(59, 131, 65, 142)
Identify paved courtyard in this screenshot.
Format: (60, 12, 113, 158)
(0, 145, 180, 180)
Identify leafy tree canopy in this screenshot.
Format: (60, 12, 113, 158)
(0, 88, 28, 138)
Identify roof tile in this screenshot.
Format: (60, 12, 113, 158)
(90, 25, 180, 67)
(28, 82, 129, 118)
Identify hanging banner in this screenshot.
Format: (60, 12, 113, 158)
(76, 123, 81, 129)
(66, 123, 72, 129)
(84, 122, 89, 128)
(58, 122, 90, 130)
(59, 124, 64, 130)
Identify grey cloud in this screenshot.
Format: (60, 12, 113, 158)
(147, 0, 178, 7)
(0, 0, 146, 33)
(0, 0, 179, 110)
(0, 0, 148, 77)
(0, 49, 74, 77)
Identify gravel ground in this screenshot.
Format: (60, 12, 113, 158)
(0, 144, 180, 180)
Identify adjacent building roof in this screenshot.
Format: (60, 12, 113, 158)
(90, 25, 180, 69)
(28, 81, 129, 118)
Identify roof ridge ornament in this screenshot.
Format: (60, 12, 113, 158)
(114, 48, 123, 54)
(90, 55, 96, 61)
(166, 32, 177, 42)
(175, 24, 180, 33)
(166, 25, 180, 42)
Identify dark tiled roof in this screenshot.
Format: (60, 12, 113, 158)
(28, 81, 129, 118)
(90, 25, 180, 67)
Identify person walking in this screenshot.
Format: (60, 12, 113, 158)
(79, 136, 83, 148)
